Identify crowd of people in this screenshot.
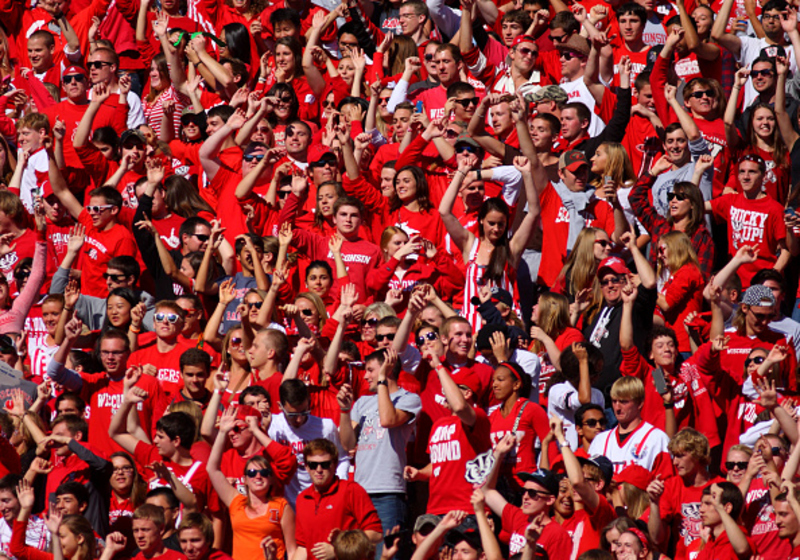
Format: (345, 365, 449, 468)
(0, 0, 799, 558)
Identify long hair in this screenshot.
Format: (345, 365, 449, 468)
(746, 103, 788, 170)
(622, 482, 651, 520)
(0, 135, 16, 188)
(380, 226, 408, 259)
(556, 228, 602, 298)
(314, 182, 345, 231)
(478, 197, 511, 284)
(164, 175, 215, 218)
(109, 452, 147, 508)
(390, 166, 432, 212)
(296, 292, 328, 331)
(530, 292, 571, 354)
(243, 455, 276, 506)
(590, 142, 634, 188)
(387, 36, 419, 76)
(274, 37, 303, 80)
(224, 0, 269, 16)
(266, 83, 299, 126)
(59, 515, 96, 560)
(665, 181, 705, 236)
(145, 54, 170, 103)
(0, 27, 13, 76)
(656, 231, 700, 277)
(102, 288, 139, 332)
(221, 325, 252, 375)
(222, 23, 252, 66)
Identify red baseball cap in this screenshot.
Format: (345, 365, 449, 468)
(63, 66, 87, 77)
(597, 256, 629, 278)
(614, 464, 653, 491)
(40, 179, 54, 199)
(452, 370, 482, 398)
(511, 35, 537, 49)
(234, 404, 261, 423)
(307, 144, 335, 164)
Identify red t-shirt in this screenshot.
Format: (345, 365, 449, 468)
(128, 338, 205, 394)
(660, 475, 725, 560)
(743, 477, 793, 559)
(501, 503, 573, 557)
(709, 193, 786, 287)
(489, 398, 550, 484)
(660, 264, 704, 353)
(426, 409, 491, 515)
(77, 209, 139, 298)
(132, 548, 186, 560)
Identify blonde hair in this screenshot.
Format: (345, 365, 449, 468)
(590, 142, 635, 188)
(557, 228, 603, 298)
(609, 377, 645, 403)
(530, 293, 571, 354)
(364, 302, 396, 321)
(668, 428, 710, 465)
(333, 530, 376, 560)
(167, 401, 202, 443)
(656, 231, 700, 277)
(622, 483, 650, 519)
(296, 292, 328, 330)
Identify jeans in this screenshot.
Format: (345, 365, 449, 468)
(369, 493, 407, 559)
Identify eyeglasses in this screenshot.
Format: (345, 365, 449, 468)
(375, 333, 396, 342)
(246, 468, 272, 478)
(62, 74, 85, 84)
(155, 312, 181, 324)
(725, 461, 749, 471)
(87, 204, 114, 214)
(282, 407, 310, 418)
(112, 466, 134, 474)
(772, 446, 784, 455)
(192, 233, 210, 242)
(322, 100, 336, 109)
(103, 273, 128, 282)
(243, 153, 265, 162)
(230, 337, 243, 346)
(599, 277, 624, 287)
(523, 488, 551, 500)
(247, 301, 263, 309)
(549, 33, 567, 43)
(277, 96, 292, 104)
(231, 425, 246, 433)
(87, 60, 113, 70)
(751, 68, 774, 77)
(455, 97, 480, 108)
(516, 46, 537, 57)
(278, 190, 291, 198)
(456, 145, 479, 155)
(594, 239, 611, 248)
(688, 89, 715, 99)
(362, 317, 378, 327)
(744, 355, 767, 367)
(306, 460, 332, 470)
(416, 331, 438, 346)
(581, 418, 607, 428)
(560, 51, 584, 61)
(667, 191, 688, 202)
(762, 12, 781, 20)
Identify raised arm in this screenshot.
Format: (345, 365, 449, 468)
(507, 156, 541, 267)
(710, 0, 743, 58)
(438, 158, 476, 259)
(776, 56, 800, 151)
(665, 84, 701, 141)
(207, 407, 242, 508)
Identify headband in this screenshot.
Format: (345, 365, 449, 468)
(625, 528, 648, 549)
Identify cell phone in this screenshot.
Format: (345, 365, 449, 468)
(652, 367, 669, 396)
(384, 529, 411, 549)
(785, 207, 797, 219)
(415, 100, 424, 113)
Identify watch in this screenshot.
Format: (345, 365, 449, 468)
(377, 379, 389, 387)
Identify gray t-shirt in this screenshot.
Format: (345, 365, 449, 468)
(350, 388, 422, 494)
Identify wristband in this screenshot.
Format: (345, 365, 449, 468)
(559, 440, 570, 448)
(476, 168, 482, 181)
(64, 307, 73, 312)
(663, 402, 674, 409)
(340, 408, 351, 413)
(129, 325, 141, 333)
(377, 379, 388, 387)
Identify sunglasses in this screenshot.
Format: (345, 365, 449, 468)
(284, 409, 310, 418)
(379, 97, 391, 104)
(246, 468, 272, 478)
(560, 51, 584, 61)
(362, 318, 378, 327)
(581, 418, 607, 428)
(725, 461, 748, 471)
(772, 446, 784, 455)
(231, 425, 246, 433)
(667, 191, 688, 202)
(444, 129, 460, 139)
(155, 312, 180, 324)
(523, 488, 551, 500)
(192, 233, 210, 242)
(416, 331, 438, 346)
(300, 309, 314, 316)
(278, 190, 291, 198)
(87, 60, 113, 70)
(748, 310, 773, 322)
(248, 301, 263, 309)
(375, 333, 396, 342)
(277, 96, 293, 104)
(688, 89, 715, 99)
(322, 100, 336, 109)
(594, 239, 611, 248)
(62, 74, 85, 84)
(599, 277, 624, 287)
(0, 345, 14, 354)
(230, 337, 243, 346)
(549, 33, 567, 43)
(306, 460, 332, 470)
(744, 355, 767, 367)
(310, 159, 338, 169)
(751, 68, 774, 77)
(103, 273, 128, 282)
(456, 145, 479, 155)
(455, 97, 480, 108)
(424, 53, 435, 61)
(87, 204, 113, 214)
(243, 153, 265, 163)
(516, 46, 537, 57)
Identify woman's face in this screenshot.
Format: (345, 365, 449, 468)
(606, 528, 622, 556)
(180, 258, 196, 279)
(274, 90, 293, 120)
(296, 298, 320, 329)
(323, 92, 336, 119)
(150, 62, 163, 90)
(553, 478, 574, 518)
(244, 461, 272, 495)
(669, 189, 692, 220)
(57, 526, 81, 559)
(244, 292, 264, 323)
(107, 296, 132, 327)
(110, 456, 135, 495)
(481, 209, 508, 244)
(692, 7, 713, 35)
(94, 142, 115, 160)
(746, 348, 769, 377)
(219, 30, 229, 59)
(593, 231, 611, 260)
(590, 144, 608, 175)
(306, 266, 332, 296)
(616, 533, 645, 560)
(753, 107, 776, 139)
(726, 449, 751, 484)
(657, 242, 670, 266)
(361, 313, 378, 342)
(531, 303, 540, 325)
(380, 167, 397, 198)
(394, 170, 418, 203)
(275, 45, 295, 74)
(228, 328, 247, 364)
(384, 232, 409, 260)
(491, 366, 519, 402)
(378, 88, 393, 120)
(42, 301, 63, 336)
(417, 326, 444, 357)
(0, 143, 7, 172)
(317, 184, 338, 217)
(338, 58, 356, 85)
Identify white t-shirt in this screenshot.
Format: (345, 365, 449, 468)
(267, 412, 350, 506)
(0, 515, 50, 560)
(588, 421, 671, 474)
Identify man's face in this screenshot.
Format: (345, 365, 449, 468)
(444, 323, 472, 359)
(333, 204, 362, 236)
(501, 21, 525, 47)
(393, 109, 412, 142)
(57, 399, 82, 417)
(423, 45, 439, 78)
(521, 481, 555, 516)
(88, 195, 117, 229)
(559, 49, 585, 80)
(88, 53, 116, 85)
(43, 194, 68, 223)
(434, 52, 459, 85)
(491, 102, 513, 135)
(281, 400, 310, 429)
(746, 304, 775, 335)
(243, 393, 271, 417)
(62, 72, 88, 101)
(459, 179, 485, 210)
(205, 115, 225, 136)
(761, 9, 782, 35)
(242, 146, 268, 176)
(530, 117, 556, 151)
(511, 41, 538, 74)
(699, 494, 721, 527)
(685, 84, 716, 116)
(154, 306, 183, 340)
(51, 422, 75, 457)
(338, 33, 359, 57)
(752, 61, 776, 93)
(99, 337, 130, 376)
(179, 528, 210, 560)
(226, 419, 253, 450)
(738, 161, 764, 194)
(612, 397, 642, 425)
(0, 490, 19, 524)
(311, 156, 338, 185)
(305, 452, 335, 489)
(451, 541, 480, 560)
(375, 326, 398, 349)
(105, 267, 134, 291)
(181, 365, 209, 395)
(247, 331, 270, 369)
(121, 139, 145, 168)
(776, 499, 800, 538)
(182, 224, 211, 253)
(618, 14, 644, 42)
(133, 519, 162, 553)
(363, 359, 382, 392)
(453, 91, 479, 122)
(17, 127, 45, 153)
(55, 493, 84, 515)
(273, 21, 299, 40)
(663, 129, 688, 163)
(153, 429, 179, 458)
(672, 450, 700, 479)
(176, 297, 201, 335)
(559, 108, 586, 141)
(762, 279, 784, 307)
(560, 165, 588, 192)
(399, 6, 424, 36)
(27, 38, 54, 72)
(284, 124, 311, 156)
(576, 409, 607, 443)
(636, 84, 656, 111)
(146, 494, 176, 531)
(650, 335, 676, 367)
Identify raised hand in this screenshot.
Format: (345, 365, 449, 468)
(0, 233, 17, 258)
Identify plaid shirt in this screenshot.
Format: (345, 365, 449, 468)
(628, 173, 715, 278)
